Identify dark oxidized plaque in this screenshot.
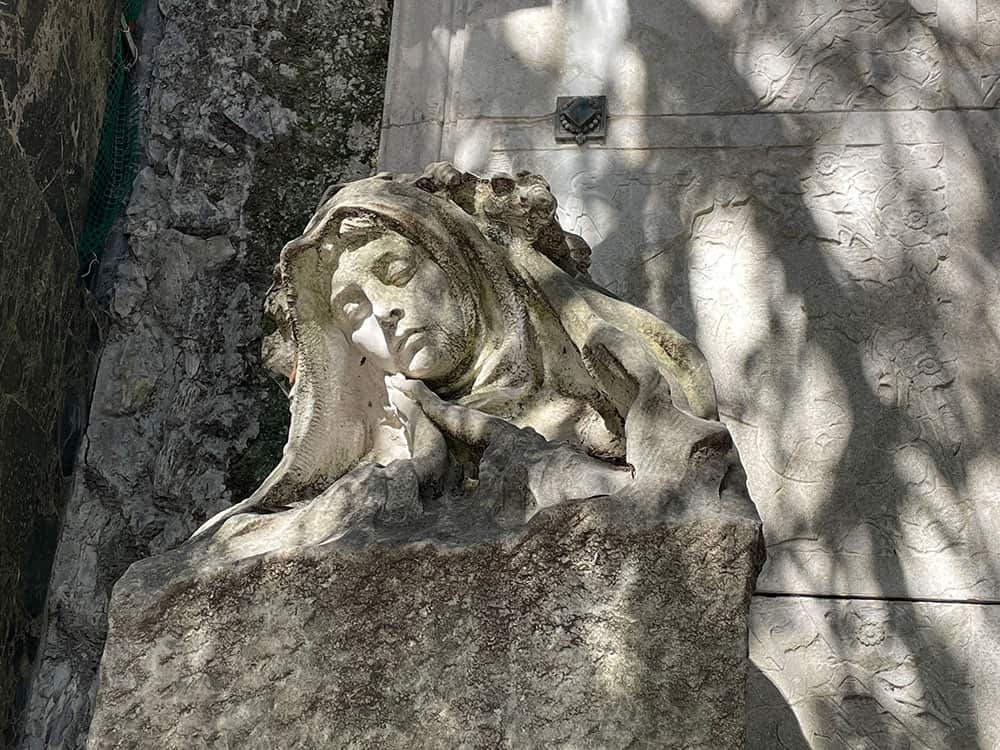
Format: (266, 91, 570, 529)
(554, 96, 607, 144)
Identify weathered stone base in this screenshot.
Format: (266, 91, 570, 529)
(88, 499, 763, 749)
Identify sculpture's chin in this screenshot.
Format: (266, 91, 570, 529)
(401, 347, 444, 381)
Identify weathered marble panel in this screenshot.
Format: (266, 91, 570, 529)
(398, 111, 1000, 602)
(748, 596, 1000, 749)
(382, 0, 453, 129)
(0, 0, 114, 741)
(381, 0, 1000, 166)
(978, 2, 1000, 105)
(0, 0, 117, 241)
(0, 129, 89, 747)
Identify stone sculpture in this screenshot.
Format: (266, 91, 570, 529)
(87, 164, 764, 749)
(192, 162, 746, 553)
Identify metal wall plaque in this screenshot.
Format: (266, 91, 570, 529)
(554, 96, 607, 144)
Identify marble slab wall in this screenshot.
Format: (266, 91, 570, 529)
(0, 0, 115, 740)
(749, 596, 1000, 749)
(380, 1, 1000, 746)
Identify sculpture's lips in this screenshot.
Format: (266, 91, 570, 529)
(394, 328, 427, 356)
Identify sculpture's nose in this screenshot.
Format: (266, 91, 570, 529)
(377, 307, 404, 333)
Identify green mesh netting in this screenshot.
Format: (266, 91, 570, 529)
(79, 0, 144, 272)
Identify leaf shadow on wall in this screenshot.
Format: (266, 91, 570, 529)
(467, 0, 1000, 747)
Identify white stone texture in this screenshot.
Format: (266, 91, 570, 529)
(491, 126, 1000, 605)
(749, 596, 1000, 749)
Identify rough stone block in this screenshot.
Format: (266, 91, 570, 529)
(88, 501, 763, 749)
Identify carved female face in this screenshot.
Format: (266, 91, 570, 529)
(329, 230, 472, 380)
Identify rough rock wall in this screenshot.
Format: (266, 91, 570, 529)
(18, 1, 393, 748)
(0, 0, 116, 742)
(379, 0, 1000, 746)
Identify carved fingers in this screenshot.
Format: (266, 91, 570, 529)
(384, 375, 449, 488)
(386, 374, 515, 448)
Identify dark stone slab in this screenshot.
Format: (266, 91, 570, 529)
(0, 128, 88, 746)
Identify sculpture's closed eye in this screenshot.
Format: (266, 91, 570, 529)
(379, 256, 417, 287)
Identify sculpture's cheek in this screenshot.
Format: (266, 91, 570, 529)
(400, 325, 469, 380)
(350, 315, 393, 364)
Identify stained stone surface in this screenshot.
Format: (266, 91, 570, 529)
(18, 1, 393, 748)
(88, 500, 763, 750)
(0, 130, 93, 747)
(0, 0, 117, 243)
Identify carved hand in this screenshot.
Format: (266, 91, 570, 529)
(387, 374, 633, 526)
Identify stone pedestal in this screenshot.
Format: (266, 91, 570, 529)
(88, 499, 763, 749)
